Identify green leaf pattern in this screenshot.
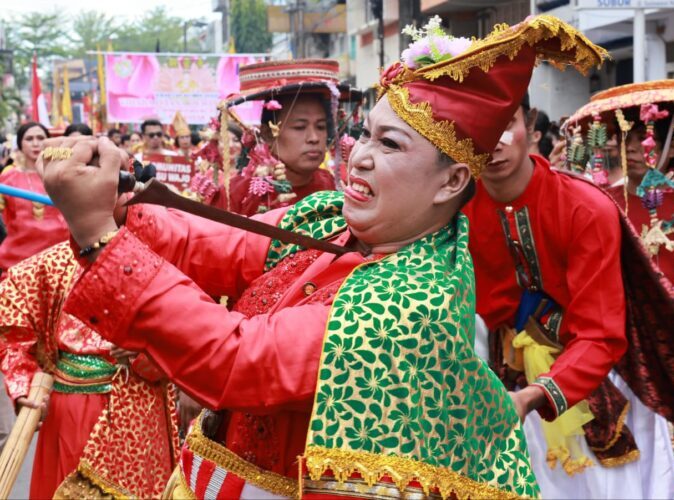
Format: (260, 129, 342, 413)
(266, 192, 539, 497)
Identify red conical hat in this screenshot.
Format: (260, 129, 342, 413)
(378, 15, 608, 177)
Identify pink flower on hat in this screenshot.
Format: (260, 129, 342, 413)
(264, 100, 283, 111)
(640, 103, 669, 123)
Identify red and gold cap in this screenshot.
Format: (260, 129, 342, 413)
(227, 59, 361, 106)
(378, 15, 608, 177)
(568, 80, 674, 129)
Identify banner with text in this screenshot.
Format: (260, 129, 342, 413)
(144, 154, 194, 192)
(105, 53, 265, 125)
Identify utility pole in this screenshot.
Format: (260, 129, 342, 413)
(370, 0, 384, 69)
(575, 0, 667, 84)
(297, 0, 306, 58)
(398, 0, 421, 54)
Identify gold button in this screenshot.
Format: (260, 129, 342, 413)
(303, 282, 317, 296)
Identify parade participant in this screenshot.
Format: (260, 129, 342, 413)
(171, 111, 194, 160)
(134, 119, 176, 162)
(64, 123, 93, 137)
(528, 110, 553, 158)
(198, 59, 361, 215)
(0, 122, 68, 275)
(465, 93, 674, 498)
(0, 240, 180, 498)
(567, 81, 674, 284)
(107, 127, 122, 147)
(38, 15, 605, 499)
(128, 131, 142, 154)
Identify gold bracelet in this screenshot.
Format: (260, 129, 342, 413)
(79, 230, 119, 257)
(42, 147, 73, 161)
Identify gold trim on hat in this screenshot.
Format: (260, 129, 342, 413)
(416, 15, 607, 83)
(386, 85, 489, 178)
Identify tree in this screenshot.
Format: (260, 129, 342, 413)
(6, 11, 71, 87)
(70, 11, 118, 57)
(230, 0, 272, 53)
(112, 7, 186, 53)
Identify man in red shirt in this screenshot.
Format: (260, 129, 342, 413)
(464, 94, 674, 498)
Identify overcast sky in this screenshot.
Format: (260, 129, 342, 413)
(2, 0, 221, 23)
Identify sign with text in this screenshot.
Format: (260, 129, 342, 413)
(105, 53, 265, 125)
(577, 0, 674, 7)
(144, 154, 194, 192)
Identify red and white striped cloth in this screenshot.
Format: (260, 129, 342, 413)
(180, 447, 288, 499)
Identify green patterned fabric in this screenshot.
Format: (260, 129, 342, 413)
(266, 191, 539, 498)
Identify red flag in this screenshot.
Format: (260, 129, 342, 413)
(31, 52, 51, 127)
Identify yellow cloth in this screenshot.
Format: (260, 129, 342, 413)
(513, 330, 596, 475)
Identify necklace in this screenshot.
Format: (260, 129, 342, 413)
(20, 168, 45, 220)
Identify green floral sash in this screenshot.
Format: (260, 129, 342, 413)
(266, 191, 539, 499)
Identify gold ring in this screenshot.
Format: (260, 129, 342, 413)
(42, 147, 73, 161)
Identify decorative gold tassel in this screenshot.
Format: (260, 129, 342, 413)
(0, 193, 5, 211)
(615, 109, 633, 216)
(217, 101, 231, 210)
(32, 202, 44, 220)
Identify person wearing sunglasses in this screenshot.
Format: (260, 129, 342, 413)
(134, 119, 177, 163)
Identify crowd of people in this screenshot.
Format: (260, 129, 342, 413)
(0, 13, 672, 500)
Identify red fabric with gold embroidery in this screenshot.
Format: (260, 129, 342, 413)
(0, 242, 178, 498)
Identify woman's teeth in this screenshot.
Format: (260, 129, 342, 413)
(352, 183, 372, 196)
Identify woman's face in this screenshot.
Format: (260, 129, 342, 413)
(229, 131, 242, 160)
(130, 133, 142, 148)
(20, 126, 47, 163)
(178, 135, 192, 150)
(343, 96, 468, 247)
(269, 95, 328, 175)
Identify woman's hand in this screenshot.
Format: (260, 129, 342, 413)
(16, 394, 50, 429)
(36, 136, 125, 248)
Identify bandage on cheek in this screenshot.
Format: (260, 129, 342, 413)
(499, 130, 514, 146)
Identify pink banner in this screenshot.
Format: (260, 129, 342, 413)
(105, 53, 265, 125)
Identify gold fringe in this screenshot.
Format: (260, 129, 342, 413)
(415, 15, 608, 83)
(590, 401, 631, 453)
(598, 449, 641, 468)
(303, 445, 525, 500)
(53, 459, 132, 499)
(386, 84, 489, 177)
(185, 413, 299, 498)
(0, 193, 4, 211)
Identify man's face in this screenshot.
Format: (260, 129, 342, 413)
(143, 125, 164, 151)
(269, 95, 328, 175)
(481, 107, 531, 184)
(343, 96, 465, 246)
(110, 132, 122, 146)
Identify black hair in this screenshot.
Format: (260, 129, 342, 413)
(17, 122, 50, 149)
(120, 134, 131, 144)
(623, 107, 671, 145)
(227, 123, 243, 142)
(521, 91, 531, 115)
(64, 123, 93, 136)
(107, 128, 121, 137)
(140, 119, 163, 134)
(191, 132, 200, 147)
(260, 93, 335, 141)
(534, 110, 550, 135)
